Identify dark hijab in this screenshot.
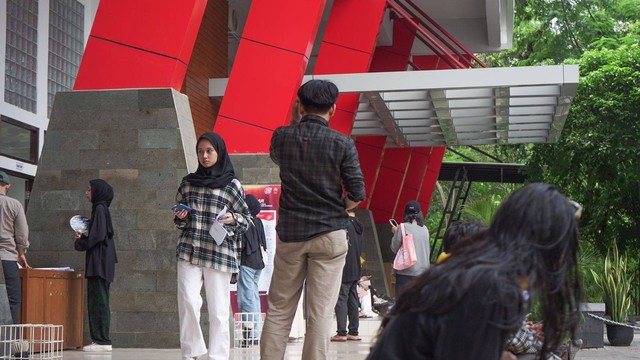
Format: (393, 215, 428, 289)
(89, 179, 114, 236)
(183, 132, 236, 189)
(246, 194, 262, 217)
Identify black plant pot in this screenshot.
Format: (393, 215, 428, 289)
(606, 323, 634, 346)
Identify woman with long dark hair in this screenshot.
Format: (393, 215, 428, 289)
(368, 183, 582, 360)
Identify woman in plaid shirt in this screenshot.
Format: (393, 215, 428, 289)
(173, 132, 250, 360)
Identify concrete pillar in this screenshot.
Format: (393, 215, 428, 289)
(26, 89, 197, 348)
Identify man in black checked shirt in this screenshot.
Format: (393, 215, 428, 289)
(261, 79, 365, 360)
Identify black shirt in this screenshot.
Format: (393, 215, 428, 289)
(74, 204, 117, 282)
(241, 216, 266, 270)
(270, 115, 365, 242)
(343, 216, 363, 283)
(367, 273, 518, 360)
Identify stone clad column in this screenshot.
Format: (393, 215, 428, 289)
(26, 88, 197, 348)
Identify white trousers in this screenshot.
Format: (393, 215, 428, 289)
(177, 260, 231, 360)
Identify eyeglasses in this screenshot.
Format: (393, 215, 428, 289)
(568, 200, 583, 220)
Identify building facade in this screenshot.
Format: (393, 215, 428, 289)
(0, 0, 99, 208)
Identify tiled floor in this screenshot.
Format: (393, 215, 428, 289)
(61, 339, 373, 360)
(19, 321, 640, 359)
(61, 317, 382, 360)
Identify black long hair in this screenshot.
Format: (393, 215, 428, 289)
(381, 183, 582, 359)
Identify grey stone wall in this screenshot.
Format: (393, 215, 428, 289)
(26, 89, 197, 348)
(231, 154, 280, 185)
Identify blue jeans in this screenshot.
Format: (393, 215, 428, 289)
(2, 261, 21, 324)
(237, 265, 262, 338)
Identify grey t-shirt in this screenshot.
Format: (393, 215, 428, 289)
(391, 221, 430, 276)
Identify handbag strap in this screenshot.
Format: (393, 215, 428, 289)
(400, 223, 406, 238)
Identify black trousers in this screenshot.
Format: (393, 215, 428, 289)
(334, 280, 359, 336)
(87, 276, 112, 345)
(395, 273, 415, 298)
(2, 260, 21, 324)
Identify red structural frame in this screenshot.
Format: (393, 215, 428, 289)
(74, 0, 207, 90)
(72, 0, 468, 224)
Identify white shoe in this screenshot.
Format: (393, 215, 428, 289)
(82, 343, 112, 352)
(11, 340, 29, 353)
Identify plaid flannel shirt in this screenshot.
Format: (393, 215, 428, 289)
(270, 115, 365, 242)
(506, 325, 562, 360)
(174, 178, 250, 273)
(506, 326, 541, 354)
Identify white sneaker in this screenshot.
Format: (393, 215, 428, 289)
(11, 340, 29, 353)
(82, 343, 112, 352)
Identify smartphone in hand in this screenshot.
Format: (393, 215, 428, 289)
(172, 203, 193, 213)
(389, 219, 398, 227)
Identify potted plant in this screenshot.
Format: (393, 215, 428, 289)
(590, 241, 635, 346)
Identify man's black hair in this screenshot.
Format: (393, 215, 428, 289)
(297, 79, 339, 114)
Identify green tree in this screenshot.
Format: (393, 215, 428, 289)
(525, 43, 640, 254)
(481, 0, 639, 67)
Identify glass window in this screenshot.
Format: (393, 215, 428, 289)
(48, 0, 84, 117)
(0, 116, 38, 163)
(4, 0, 38, 113)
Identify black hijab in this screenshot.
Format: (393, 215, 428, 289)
(246, 194, 262, 217)
(183, 132, 236, 189)
(89, 179, 114, 236)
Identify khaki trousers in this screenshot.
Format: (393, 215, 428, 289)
(260, 230, 348, 360)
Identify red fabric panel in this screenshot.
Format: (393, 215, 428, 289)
(215, 116, 275, 154)
(418, 146, 446, 216)
(87, 0, 206, 64)
(216, 0, 326, 153)
(241, 0, 326, 56)
(313, 0, 387, 133)
(393, 148, 431, 219)
(320, 0, 387, 54)
(75, 38, 188, 90)
(218, 41, 311, 141)
(370, 21, 416, 72)
(74, 0, 206, 90)
(329, 94, 360, 135)
(368, 148, 412, 223)
(354, 136, 386, 209)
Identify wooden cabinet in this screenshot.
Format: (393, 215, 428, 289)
(19, 269, 84, 349)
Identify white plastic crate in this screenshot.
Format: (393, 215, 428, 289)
(0, 324, 63, 359)
(233, 313, 265, 348)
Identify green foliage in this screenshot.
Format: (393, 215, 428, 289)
(461, 197, 501, 225)
(578, 243, 605, 302)
(525, 44, 640, 254)
(479, 0, 640, 67)
(590, 242, 635, 322)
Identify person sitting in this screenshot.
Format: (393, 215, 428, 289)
(357, 276, 378, 318)
(367, 183, 583, 360)
(436, 220, 487, 264)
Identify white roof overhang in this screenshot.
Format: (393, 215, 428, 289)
(209, 64, 579, 147)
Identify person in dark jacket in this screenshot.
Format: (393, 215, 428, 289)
(74, 179, 117, 352)
(237, 194, 267, 342)
(331, 208, 364, 342)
